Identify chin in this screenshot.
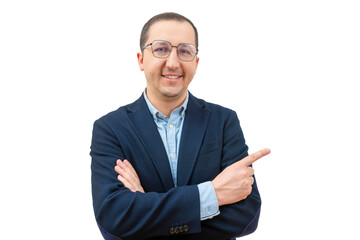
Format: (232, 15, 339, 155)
(160, 87, 186, 98)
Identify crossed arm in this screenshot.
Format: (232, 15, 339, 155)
(115, 148, 270, 207)
(91, 109, 270, 239)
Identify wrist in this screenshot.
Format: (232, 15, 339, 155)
(211, 180, 224, 206)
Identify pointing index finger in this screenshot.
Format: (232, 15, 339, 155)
(240, 148, 271, 166)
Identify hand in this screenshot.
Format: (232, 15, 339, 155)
(114, 159, 145, 193)
(211, 148, 270, 206)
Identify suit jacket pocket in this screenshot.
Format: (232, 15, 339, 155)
(198, 141, 220, 156)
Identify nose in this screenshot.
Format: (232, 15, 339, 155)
(165, 47, 181, 70)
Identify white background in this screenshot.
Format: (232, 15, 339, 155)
(1, 0, 359, 239)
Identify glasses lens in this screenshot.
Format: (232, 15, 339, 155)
(151, 41, 171, 58)
(178, 43, 197, 61)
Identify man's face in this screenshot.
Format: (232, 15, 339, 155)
(137, 20, 199, 102)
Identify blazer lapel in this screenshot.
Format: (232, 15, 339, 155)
(177, 94, 210, 186)
(127, 96, 175, 191)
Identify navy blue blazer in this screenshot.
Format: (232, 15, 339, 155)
(90, 93, 261, 240)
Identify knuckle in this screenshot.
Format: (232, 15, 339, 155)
(249, 154, 257, 161)
(239, 169, 248, 178)
(242, 187, 252, 198)
(247, 178, 253, 186)
(242, 188, 252, 199)
(245, 156, 254, 165)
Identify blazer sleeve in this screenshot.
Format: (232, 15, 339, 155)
(90, 118, 202, 240)
(199, 110, 262, 239)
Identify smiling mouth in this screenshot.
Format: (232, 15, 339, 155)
(162, 75, 183, 79)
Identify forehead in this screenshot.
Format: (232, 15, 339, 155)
(147, 20, 196, 45)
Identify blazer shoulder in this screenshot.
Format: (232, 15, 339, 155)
(190, 94, 236, 116)
(94, 95, 144, 125)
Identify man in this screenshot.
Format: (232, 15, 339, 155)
(90, 12, 270, 240)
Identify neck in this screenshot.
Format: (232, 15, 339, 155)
(146, 89, 187, 117)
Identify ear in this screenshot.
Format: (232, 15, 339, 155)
(137, 52, 144, 71)
(194, 56, 199, 72)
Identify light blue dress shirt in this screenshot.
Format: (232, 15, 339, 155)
(143, 91, 219, 220)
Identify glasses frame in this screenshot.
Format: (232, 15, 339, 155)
(142, 40, 198, 62)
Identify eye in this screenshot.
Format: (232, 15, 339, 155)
(178, 44, 196, 57)
(179, 49, 192, 55)
(154, 47, 170, 53)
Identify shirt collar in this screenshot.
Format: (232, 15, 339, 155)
(143, 89, 189, 120)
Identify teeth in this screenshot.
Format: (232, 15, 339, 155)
(164, 75, 181, 79)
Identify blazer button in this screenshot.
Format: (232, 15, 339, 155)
(183, 225, 189, 232)
(169, 227, 174, 234)
(174, 227, 179, 234)
(179, 226, 184, 233)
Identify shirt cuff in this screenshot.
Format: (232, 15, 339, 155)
(197, 181, 220, 221)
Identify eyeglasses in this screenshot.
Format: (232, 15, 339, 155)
(142, 40, 198, 62)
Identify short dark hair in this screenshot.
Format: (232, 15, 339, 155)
(140, 12, 198, 52)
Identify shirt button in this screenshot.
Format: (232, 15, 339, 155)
(169, 153, 174, 158)
(157, 113, 161, 117)
(169, 124, 174, 128)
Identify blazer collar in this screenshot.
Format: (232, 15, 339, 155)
(127, 95, 175, 191)
(177, 93, 210, 186)
(127, 93, 210, 190)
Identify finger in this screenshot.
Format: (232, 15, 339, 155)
(118, 172, 144, 193)
(114, 165, 122, 175)
(117, 175, 136, 192)
(119, 160, 141, 185)
(123, 160, 141, 184)
(247, 167, 255, 176)
(249, 176, 254, 186)
(118, 165, 137, 185)
(119, 161, 145, 193)
(245, 186, 252, 198)
(240, 148, 271, 166)
(124, 160, 137, 176)
(116, 159, 123, 167)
